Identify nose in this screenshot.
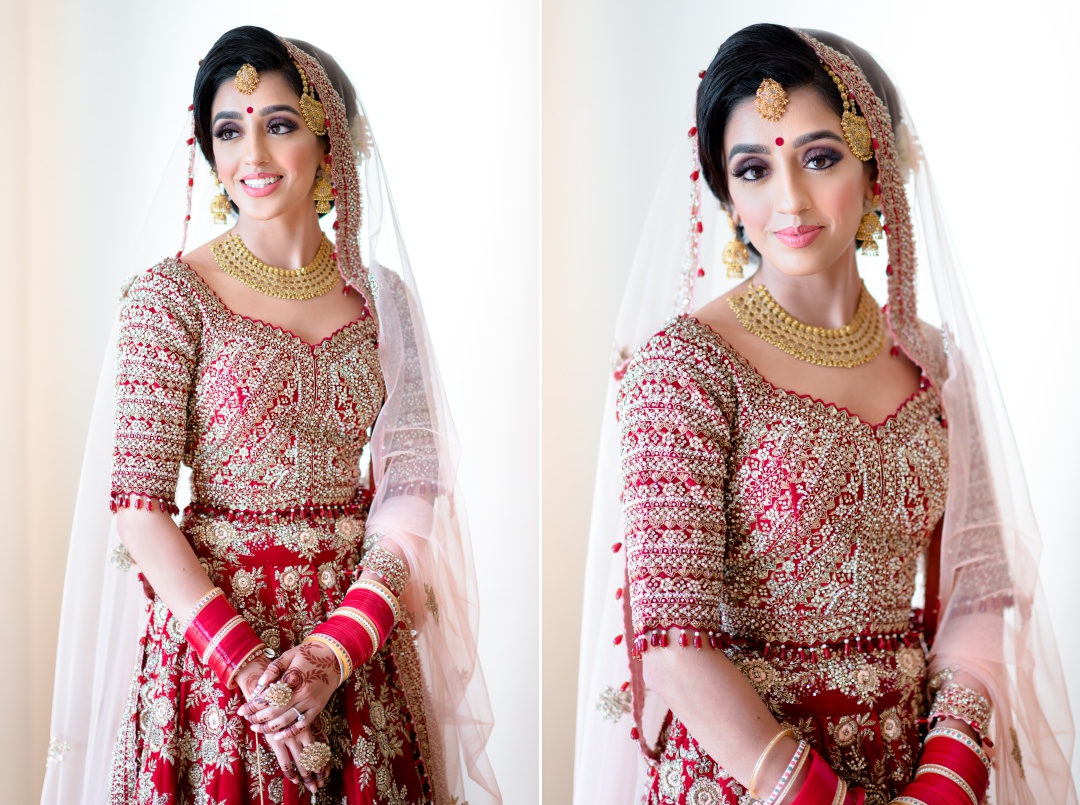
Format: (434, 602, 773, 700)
(242, 127, 269, 170)
(774, 164, 811, 217)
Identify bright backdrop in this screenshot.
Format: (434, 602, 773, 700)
(542, 2, 1080, 802)
(2, 2, 539, 803)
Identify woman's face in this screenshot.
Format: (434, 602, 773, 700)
(210, 70, 325, 223)
(723, 85, 874, 278)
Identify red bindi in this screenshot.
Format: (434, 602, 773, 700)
(246, 107, 253, 114)
(775, 137, 784, 146)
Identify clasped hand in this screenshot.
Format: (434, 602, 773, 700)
(235, 642, 341, 794)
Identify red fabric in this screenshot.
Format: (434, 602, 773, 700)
(111, 533, 430, 804)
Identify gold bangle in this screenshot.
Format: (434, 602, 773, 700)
(335, 607, 383, 653)
(200, 615, 244, 664)
(180, 587, 224, 633)
(349, 578, 401, 623)
(830, 777, 847, 805)
(914, 764, 979, 805)
(773, 746, 810, 805)
(749, 728, 793, 798)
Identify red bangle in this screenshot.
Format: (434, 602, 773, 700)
(786, 749, 837, 805)
(182, 590, 264, 688)
(184, 593, 236, 659)
(341, 588, 396, 642)
(311, 614, 375, 670)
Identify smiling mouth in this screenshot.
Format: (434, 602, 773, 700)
(242, 176, 281, 188)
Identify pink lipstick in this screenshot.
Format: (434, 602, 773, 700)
(239, 172, 283, 197)
(774, 225, 823, 248)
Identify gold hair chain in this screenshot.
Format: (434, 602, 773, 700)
(209, 234, 339, 300)
(728, 282, 885, 368)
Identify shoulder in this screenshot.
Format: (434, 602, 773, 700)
(618, 316, 737, 415)
(117, 259, 207, 339)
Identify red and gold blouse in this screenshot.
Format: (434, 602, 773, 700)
(619, 316, 949, 803)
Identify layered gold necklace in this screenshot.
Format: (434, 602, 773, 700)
(728, 282, 885, 368)
(209, 234, 339, 300)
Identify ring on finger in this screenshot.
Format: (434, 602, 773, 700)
(298, 741, 332, 773)
(264, 681, 294, 708)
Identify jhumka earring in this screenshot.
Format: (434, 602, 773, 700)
(210, 170, 230, 225)
(856, 194, 883, 256)
(313, 159, 334, 214)
(722, 209, 750, 279)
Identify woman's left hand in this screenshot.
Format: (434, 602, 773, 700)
(238, 641, 341, 742)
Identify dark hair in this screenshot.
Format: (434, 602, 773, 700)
(696, 23, 899, 207)
(192, 25, 359, 171)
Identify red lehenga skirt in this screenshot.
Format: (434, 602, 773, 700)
(645, 631, 928, 805)
(109, 507, 436, 805)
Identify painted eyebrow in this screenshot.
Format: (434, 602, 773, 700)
(212, 105, 301, 125)
(728, 130, 846, 160)
(728, 142, 770, 160)
(791, 129, 845, 148)
(258, 104, 301, 116)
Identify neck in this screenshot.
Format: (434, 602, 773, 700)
(231, 208, 326, 268)
(754, 251, 864, 329)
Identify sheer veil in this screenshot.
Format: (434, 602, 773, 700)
(573, 28, 1076, 805)
(41, 36, 500, 805)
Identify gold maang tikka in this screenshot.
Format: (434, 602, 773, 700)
(755, 78, 788, 121)
(292, 60, 328, 136)
(821, 63, 873, 161)
(235, 63, 260, 95)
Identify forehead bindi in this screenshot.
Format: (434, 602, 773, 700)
(725, 87, 842, 153)
(212, 71, 298, 116)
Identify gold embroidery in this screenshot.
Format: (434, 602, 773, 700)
(424, 583, 440, 624)
(620, 317, 948, 646)
(1011, 726, 1025, 778)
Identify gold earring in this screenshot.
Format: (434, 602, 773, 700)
(210, 170, 230, 225)
(856, 194, 883, 256)
(722, 209, 749, 279)
(313, 160, 334, 214)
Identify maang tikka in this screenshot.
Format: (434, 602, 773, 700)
(755, 78, 788, 121)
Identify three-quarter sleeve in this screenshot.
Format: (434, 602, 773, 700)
(618, 328, 732, 650)
(110, 266, 201, 514)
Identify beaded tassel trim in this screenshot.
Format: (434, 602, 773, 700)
(630, 625, 922, 660)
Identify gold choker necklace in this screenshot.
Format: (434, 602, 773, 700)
(728, 282, 885, 368)
(209, 234, 339, 300)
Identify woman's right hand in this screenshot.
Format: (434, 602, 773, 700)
(236, 658, 328, 795)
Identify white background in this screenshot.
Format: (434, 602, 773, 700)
(2, 2, 539, 803)
(543, 2, 1080, 802)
